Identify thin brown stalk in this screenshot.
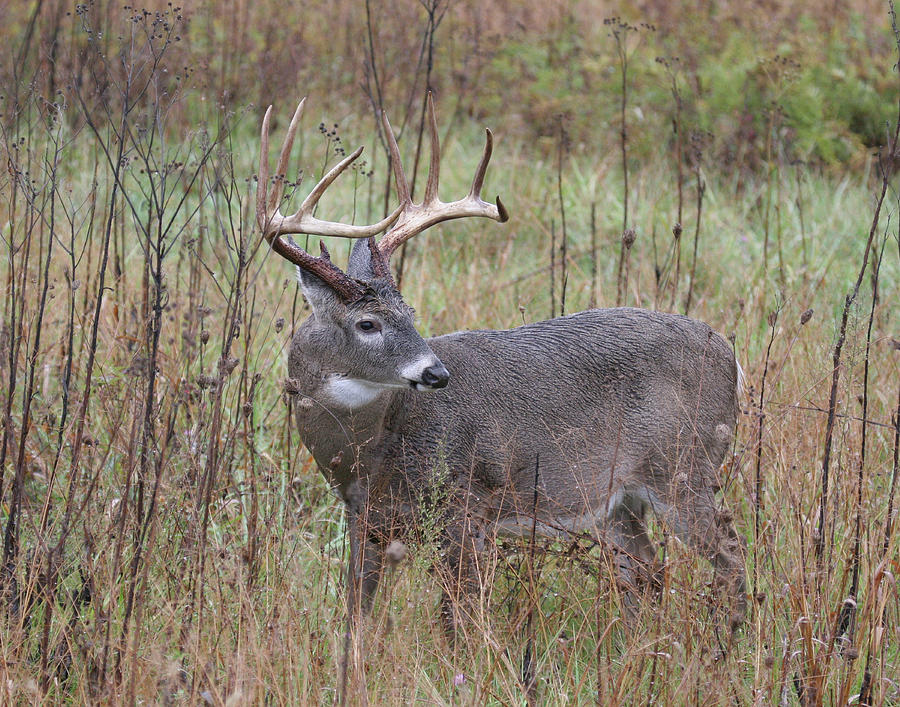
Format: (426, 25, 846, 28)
(550, 218, 556, 319)
(684, 139, 705, 314)
(590, 201, 597, 308)
(521, 457, 540, 704)
(556, 117, 568, 316)
(397, 0, 450, 290)
(814, 80, 897, 565)
(838, 237, 885, 641)
(883, 370, 900, 558)
(753, 307, 780, 603)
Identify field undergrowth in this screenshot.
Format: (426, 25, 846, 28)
(0, 0, 898, 704)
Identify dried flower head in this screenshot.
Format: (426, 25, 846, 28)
(385, 540, 408, 567)
(283, 378, 302, 395)
(218, 356, 239, 375)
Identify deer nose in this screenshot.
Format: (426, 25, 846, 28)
(421, 363, 450, 389)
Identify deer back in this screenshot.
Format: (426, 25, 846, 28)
(292, 306, 739, 535)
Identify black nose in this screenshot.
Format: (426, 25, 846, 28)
(421, 364, 450, 389)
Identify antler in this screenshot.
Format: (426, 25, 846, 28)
(374, 92, 509, 264)
(257, 99, 402, 300)
(257, 95, 508, 296)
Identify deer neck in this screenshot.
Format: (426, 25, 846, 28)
(289, 317, 401, 497)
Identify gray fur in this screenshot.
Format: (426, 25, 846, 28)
(288, 289, 747, 633)
(346, 238, 379, 281)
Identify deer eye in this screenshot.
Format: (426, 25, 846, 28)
(356, 319, 381, 333)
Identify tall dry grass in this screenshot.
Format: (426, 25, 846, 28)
(0, 0, 897, 704)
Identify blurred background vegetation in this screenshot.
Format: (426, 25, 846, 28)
(2, 0, 896, 170)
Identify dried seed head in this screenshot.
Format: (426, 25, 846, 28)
(672, 223, 682, 240)
(197, 374, 216, 390)
(218, 356, 239, 375)
(800, 308, 813, 325)
(622, 228, 636, 248)
(274, 317, 285, 333)
(200, 329, 210, 344)
(283, 378, 302, 395)
(385, 540, 407, 567)
(295, 396, 314, 410)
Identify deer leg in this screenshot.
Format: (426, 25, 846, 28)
(435, 516, 487, 642)
(607, 495, 660, 617)
(664, 490, 747, 631)
(704, 508, 747, 631)
(341, 504, 383, 706)
(346, 506, 385, 620)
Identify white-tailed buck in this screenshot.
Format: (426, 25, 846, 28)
(257, 94, 747, 636)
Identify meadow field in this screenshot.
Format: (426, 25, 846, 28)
(0, 0, 898, 703)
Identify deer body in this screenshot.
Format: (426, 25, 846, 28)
(290, 273, 746, 628)
(258, 95, 747, 635)
(295, 306, 739, 517)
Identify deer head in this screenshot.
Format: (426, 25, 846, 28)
(257, 94, 508, 401)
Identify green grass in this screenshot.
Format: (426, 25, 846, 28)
(0, 1, 898, 704)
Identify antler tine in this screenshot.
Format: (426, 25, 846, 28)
(257, 104, 275, 235)
(423, 92, 441, 207)
(258, 99, 401, 243)
(265, 144, 401, 239)
(473, 128, 509, 222)
(297, 144, 363, 215)
(381, 110, 411, 206)
(270, 99, 306, 216)
(375, 102, 509, 260)
(470, 128, 491, 198)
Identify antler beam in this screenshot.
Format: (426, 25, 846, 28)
(257, 99, 402, 300)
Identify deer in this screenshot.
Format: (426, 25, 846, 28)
(256, 94, 747, 639)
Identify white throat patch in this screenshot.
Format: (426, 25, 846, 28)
(324, 377, 388, 409)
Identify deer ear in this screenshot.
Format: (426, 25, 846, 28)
(296, 266, 342, 318)
(346, 238, 378, 281)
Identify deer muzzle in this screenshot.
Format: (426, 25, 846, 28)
(419, 363, 450, 390)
